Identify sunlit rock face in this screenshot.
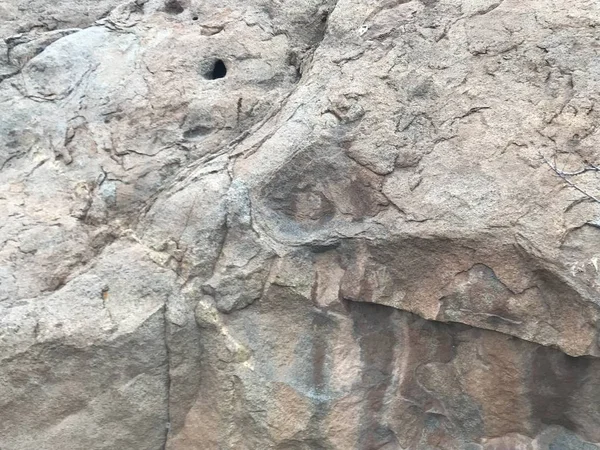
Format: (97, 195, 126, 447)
(2, 0, 600, 448)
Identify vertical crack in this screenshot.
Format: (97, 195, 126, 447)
(162, 304, 172, 450)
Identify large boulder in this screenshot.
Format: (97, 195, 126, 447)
(2, 0, 600, 448)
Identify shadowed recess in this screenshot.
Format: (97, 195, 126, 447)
(164, 0, 184, 14)
(208, 59, 227, 80)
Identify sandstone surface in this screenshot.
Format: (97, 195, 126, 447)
(2, 0, 600, 449)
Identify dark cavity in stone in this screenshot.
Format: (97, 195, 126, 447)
(208, 59, 227, 80)
(164, 0, 184, 14)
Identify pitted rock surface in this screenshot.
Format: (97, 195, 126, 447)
(2, 0, 600, 449)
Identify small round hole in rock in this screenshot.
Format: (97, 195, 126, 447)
(208, 59, 227, 80)
(192, 16, 198, 21)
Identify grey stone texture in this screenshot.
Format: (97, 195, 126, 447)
(2, 0, 600, 448)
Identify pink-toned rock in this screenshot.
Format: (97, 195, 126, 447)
(2, 0, 600, 448)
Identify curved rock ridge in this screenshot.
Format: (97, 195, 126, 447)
(1, 0, 600, 448)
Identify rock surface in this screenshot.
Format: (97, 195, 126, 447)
(2, 0, 600, 448)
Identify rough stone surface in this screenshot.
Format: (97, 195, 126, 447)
(2, 0, 600, 448)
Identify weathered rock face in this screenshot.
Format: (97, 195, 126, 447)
(2, 0, 600, 448)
